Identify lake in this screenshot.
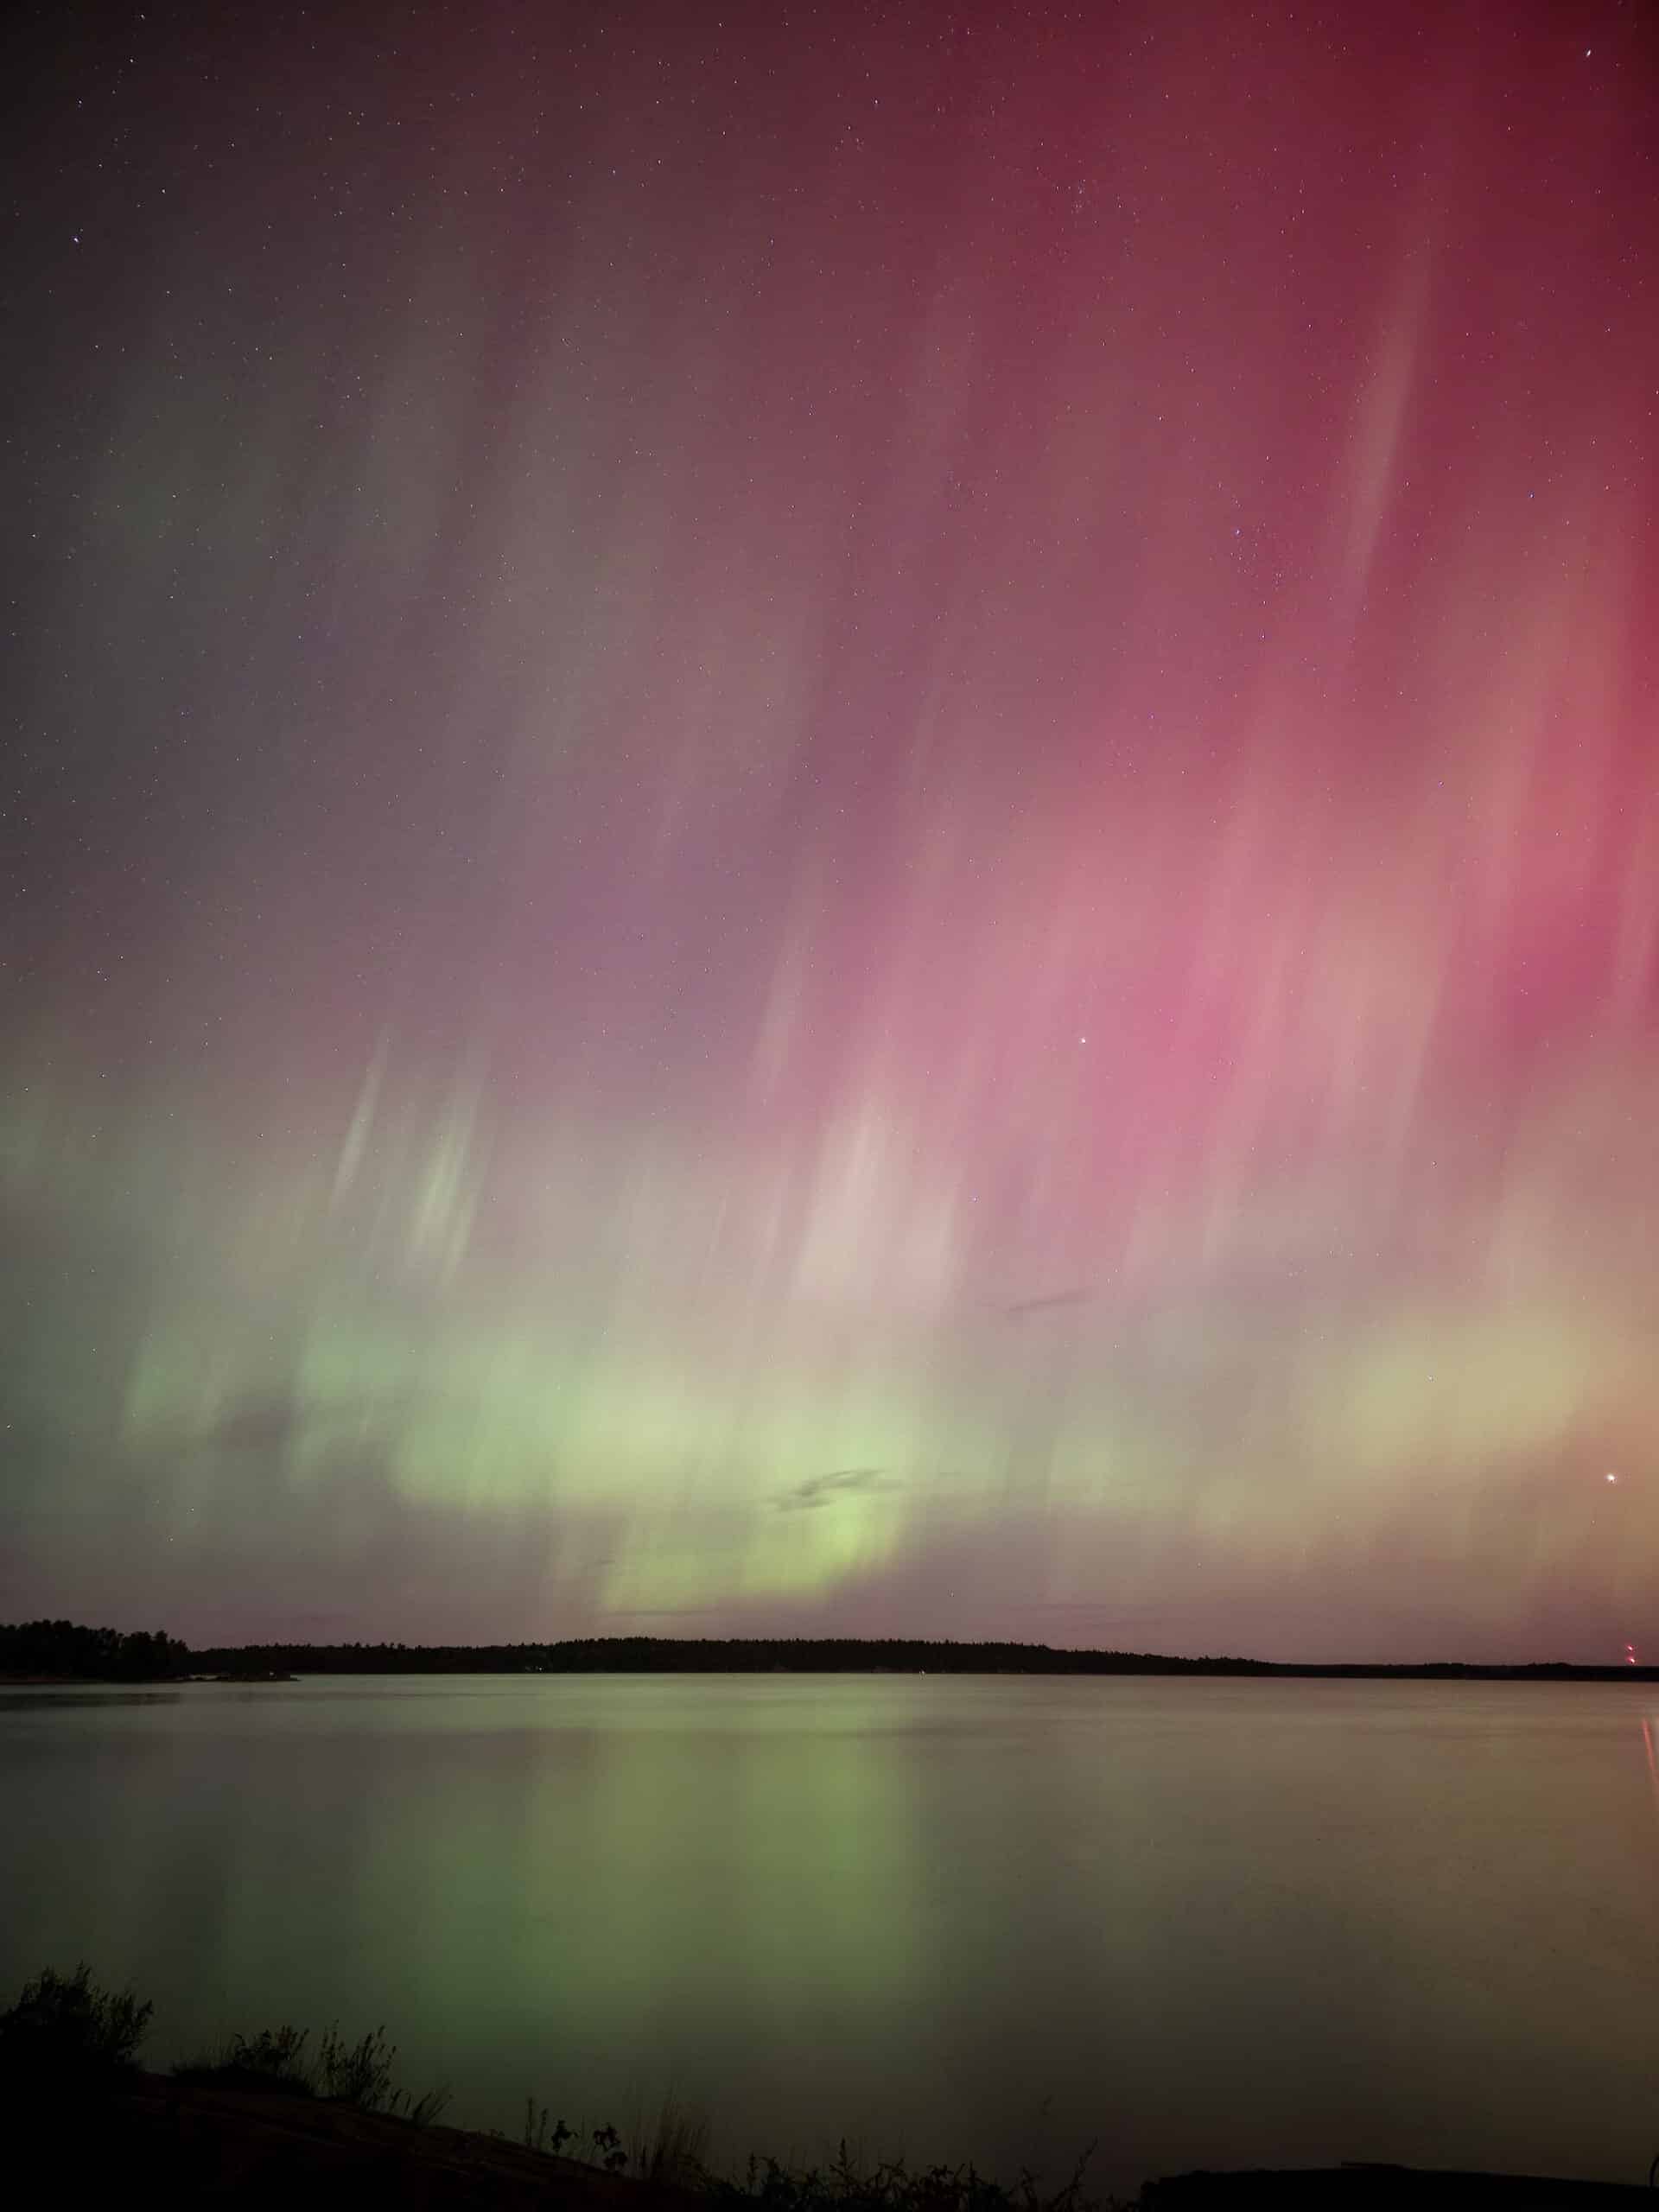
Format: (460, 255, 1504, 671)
(3, 1674, 1658, 2196)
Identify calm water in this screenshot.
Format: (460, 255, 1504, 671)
(4, 1675, 1659, 2194)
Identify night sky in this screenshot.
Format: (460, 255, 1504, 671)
(4, 0, 1657, 1661)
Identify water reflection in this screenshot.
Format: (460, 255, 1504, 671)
(4, 1677, 1659, 2197)
(0, 1688, 185, 1713)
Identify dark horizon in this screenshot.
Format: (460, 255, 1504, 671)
(7, 1618, 1657, 1684)
(166, 1632, 1659, 1683)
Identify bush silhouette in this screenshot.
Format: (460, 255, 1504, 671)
(0, 1964, 152, 2109)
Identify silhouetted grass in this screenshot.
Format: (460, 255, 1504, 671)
(513, 2094, 1116, 2209)
(520, 2094, 716, 2185)
(171, 2022, 315, 2096)
(700, 2137, 1111, 2212)
(636, 2092, 715, 2188)
(171, 2018, 449, 2123)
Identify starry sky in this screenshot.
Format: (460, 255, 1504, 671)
(4, 0, 1657, 1661)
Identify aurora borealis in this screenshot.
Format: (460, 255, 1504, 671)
(4, 0, 1657, 1661)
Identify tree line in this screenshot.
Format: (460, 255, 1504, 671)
(182, 1634, 1272, 1675)
(0, 1619, 191, 1681)
(5, 1622, 1650, 1681)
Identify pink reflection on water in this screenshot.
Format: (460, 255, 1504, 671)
(1641, 1719, 1659, 1831)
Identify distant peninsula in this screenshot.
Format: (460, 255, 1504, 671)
(180, 1637, 1659, 1682)
(6, 1620, 1656, 1684)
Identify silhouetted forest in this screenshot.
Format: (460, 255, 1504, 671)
(6, 1622, 1655, 1682)
(0, 1619, 190, 1680)
(180, 1636, 1659, 1681)
(182, 1635, 1274, 1675)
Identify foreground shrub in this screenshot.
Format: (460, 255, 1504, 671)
(0, 1963, 152, 2107)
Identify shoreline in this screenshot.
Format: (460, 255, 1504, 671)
(8, 1962, 1654, 2208)
(8, 1661, 1659, 1687)
(25, 2067, 1654, 2209)
(10, 1623, 1656, 1687)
